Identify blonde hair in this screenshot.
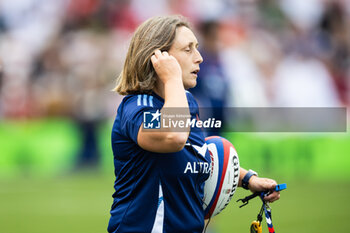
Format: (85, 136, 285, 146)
(114, 15, 190, 95)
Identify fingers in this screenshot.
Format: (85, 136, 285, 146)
(162, 51, 169, 56)
(153, 49, 169, 58)
(154, 49, 162, 58)
(151, 54, 157, 66)
(257, 178, 276, 191)
(266, 179, 277, 190)
(262, 179, 279, 202)
(150, 49, 182, 83)
(251, 177, 280, 203)
(151, 50, 161, 65)
(151, 49, 169, 65)
(263, 191, 280, 203)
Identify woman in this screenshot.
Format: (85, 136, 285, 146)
(108, 15, 280, 233)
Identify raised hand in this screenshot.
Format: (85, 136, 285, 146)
(151, 49, 182, 84)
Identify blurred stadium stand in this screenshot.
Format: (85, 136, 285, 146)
(0, 0, 349, 178)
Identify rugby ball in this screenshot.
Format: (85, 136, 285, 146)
(203, 136, 240, 219)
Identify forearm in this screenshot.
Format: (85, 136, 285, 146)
(162, 79, 190, 136)
(163, 79, 188, 108)
(147, 49, 190, 149)
(138, 78, 190, 152)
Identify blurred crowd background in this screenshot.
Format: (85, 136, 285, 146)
(1, 0, 349, 118)
(1, 1, 350, 233)
(1, 0, 349, 168)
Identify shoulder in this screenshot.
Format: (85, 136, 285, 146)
(121, 94, 158, 110)
(186, 90, 199, 108)
(185, 90, 194, 99)
(122, 94, 155, 107)
(118, 93, 161, 121)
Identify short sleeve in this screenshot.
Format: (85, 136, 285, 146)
(120, 95, 158, 143)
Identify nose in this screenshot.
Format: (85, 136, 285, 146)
(194, 49, 203, 64)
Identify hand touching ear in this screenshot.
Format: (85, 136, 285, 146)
(151, 49, 182, 84)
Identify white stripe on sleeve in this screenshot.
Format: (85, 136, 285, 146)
(149, 96, 154, 107)
(143, 94, 148, 106)
(137, 95, 142, 106)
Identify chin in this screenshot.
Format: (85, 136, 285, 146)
(183, 77, 197, 90)
(184, 81, 197, 90)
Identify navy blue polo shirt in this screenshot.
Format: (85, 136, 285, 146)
(108, 91, 211, 233)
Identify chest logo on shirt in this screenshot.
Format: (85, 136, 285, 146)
(184, 143, 210, 174)
(184, 161, 210, 174)
(186, 142, 208, 157)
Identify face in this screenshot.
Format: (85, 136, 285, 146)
(168, 26, 203, 89)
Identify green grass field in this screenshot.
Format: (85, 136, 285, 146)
(1, 119, 349, 232)
(1, 173, 349, 233)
